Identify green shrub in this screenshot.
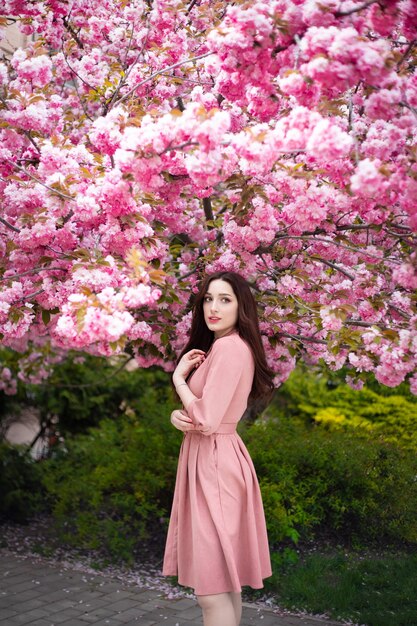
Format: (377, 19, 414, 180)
(29, 357, 174, 435)
(0, 443, 44, 522)
(41, 386, 180, 563)
(4, 356, 416, 564)
(243, 413, 417, 547)
(273, 366, 417, 449)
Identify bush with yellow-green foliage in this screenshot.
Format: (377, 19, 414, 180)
(274, 366, 417, 449)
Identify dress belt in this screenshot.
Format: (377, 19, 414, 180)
(215, 422, 237, 434)
(187, 422, 238, 435)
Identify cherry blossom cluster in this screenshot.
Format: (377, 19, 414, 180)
(0, 0, 416, 392)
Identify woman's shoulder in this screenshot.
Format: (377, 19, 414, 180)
(211, 332, 252, 360)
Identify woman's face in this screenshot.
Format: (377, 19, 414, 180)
(203, 279, 239, 339)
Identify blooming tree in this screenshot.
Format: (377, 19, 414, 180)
(0, 0, 417, 395)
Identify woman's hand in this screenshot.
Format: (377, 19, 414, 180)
(172, 349, 205, 387)
(170, 409, 195, 432)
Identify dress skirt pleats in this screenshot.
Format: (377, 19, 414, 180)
(162, 430, 272, 595)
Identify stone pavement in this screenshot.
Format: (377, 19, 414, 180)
(0, 550, 343, 626)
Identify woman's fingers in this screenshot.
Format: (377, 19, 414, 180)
(172, 417, 194, 432)
(186, 349, 205, 361)
(174, 350, 205, 380)
(170, 409, 194, 432)
(176, 410, 193, 423)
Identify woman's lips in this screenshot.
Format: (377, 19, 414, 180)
(208, 317, 221, 322)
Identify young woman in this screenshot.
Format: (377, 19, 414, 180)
(162, 271, 274, 626)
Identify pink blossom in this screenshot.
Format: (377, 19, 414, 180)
(305, 118, 353, 161)
(279, 71, 321, 107)
(277, 275, 305, 297)
(11, 50, 53, 87)
(348, 352, 374, 372)
(0, 367, 18, 395)
(350, 158, 389, 197)
(122, 284, 160, 308)
(128, 321, 153, 341)
(0, 0, 416, 392)
(364, 88, 401, 121)
(2, 95, 63, 134)
(410, 372, 417, 396)
(0, 63, 8, 85)
(345, 375, 365, 391)
(89, 107, 127, 156)
(320, 306, 343, 331)
(392, 263, 417, 290)
(357, 300, 383, 323)
(404, 72, 417, 108)
(375, 359, 409, 388)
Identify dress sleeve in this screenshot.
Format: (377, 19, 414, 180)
(186, 337, 252, 436)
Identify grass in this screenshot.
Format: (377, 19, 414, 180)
(263, 549, 417, 626)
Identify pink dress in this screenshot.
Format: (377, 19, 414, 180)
(162, 332, 272, 596)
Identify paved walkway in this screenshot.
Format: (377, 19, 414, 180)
(0, 550, 343, 626)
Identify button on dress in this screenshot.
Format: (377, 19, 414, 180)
(162, 332, 272, 595)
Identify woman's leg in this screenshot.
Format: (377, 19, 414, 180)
(230, 591, 242, 625)
(197, 592, 237, 626)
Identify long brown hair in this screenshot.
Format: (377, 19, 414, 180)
(179, 271, 275, 402)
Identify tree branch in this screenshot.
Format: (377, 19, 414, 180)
(257, 233, 384, 259)
(396, 39, 416, 70)
(70, 76, 94, 121)
(118, 51, 213, 104)
(335, 0, 378, 17)
(104, 19, 151, 114)
(0, 216, 20, 233)
(278, 331, 328, 345)
(4, 159, 75, 201)
(310, 256, 355, 280)
(388, 304, 411, 320)
(63, 16, 84, 49)
(0, 267, 66, 282)
(176, 96, 186, 112)
(63, 53, 96, 92)
(158, 140, 198, 156)
(23, 130, 41, 154)
(186, 0, 200, 14)
(17, 288, 44, 301)
(203, 197, 214, 224)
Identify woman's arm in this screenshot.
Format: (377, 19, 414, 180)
(174, 380, 198, 413)
(185, 337, 253, 436)
(169, 348, 204, 432)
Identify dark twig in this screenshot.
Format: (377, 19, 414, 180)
(0, 216, 20, 233)
(63, 16, 84, 49)
(4, 159, 74, 201)
(186, 0, 199, 14)
(396, 38, 416, 70)
(0, 267, 67, 282)
(335, 0, 378, 17)
(118, 51, 213, 104)
(311, 256, 355, 280)
(278, 331, 328, 345)
(203, 197, 214, 223)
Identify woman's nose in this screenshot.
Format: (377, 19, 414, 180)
(210, 300, 218, 312)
